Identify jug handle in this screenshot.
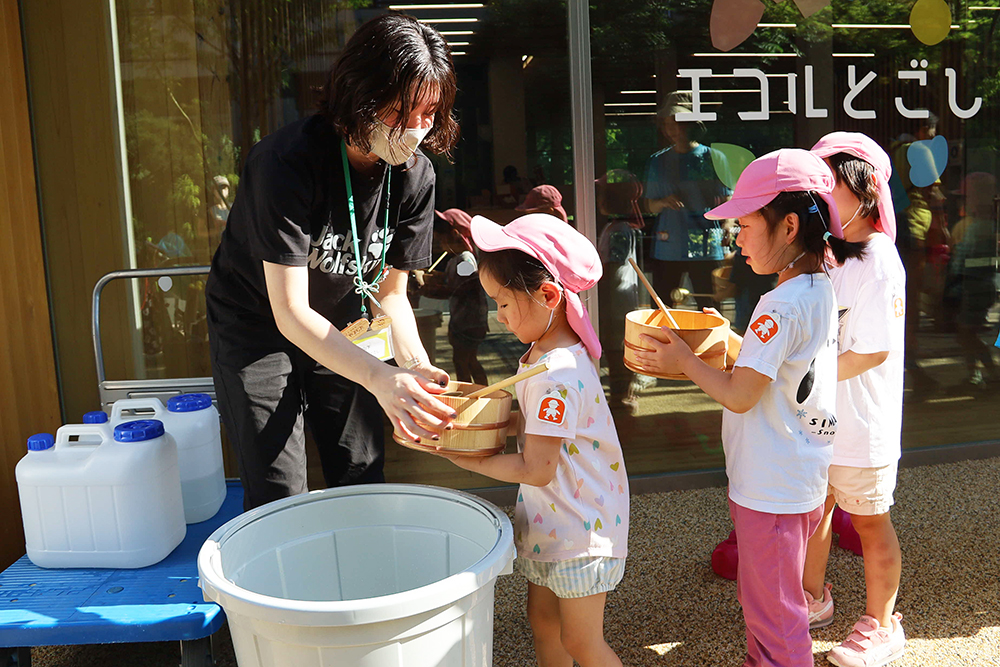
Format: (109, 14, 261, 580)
(55, 424, 110, 449)
(110, 397, 166, 422)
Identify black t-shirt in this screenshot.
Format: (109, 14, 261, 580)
(207, 114, 435, 351)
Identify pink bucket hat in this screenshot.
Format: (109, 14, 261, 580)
(705, 148, 843, 239)
(810, 131, 897, 241)
(471, 213, 603, 359)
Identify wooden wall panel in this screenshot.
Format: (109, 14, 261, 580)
(21, 0, 134, 424)
(0, 0, 62, 568)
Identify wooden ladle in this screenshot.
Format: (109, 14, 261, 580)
(627, 258, 680, 329)
(453, 363, 550, 415)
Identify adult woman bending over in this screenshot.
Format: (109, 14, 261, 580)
(207, 13, 459, 510)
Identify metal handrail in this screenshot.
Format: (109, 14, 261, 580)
(91, 265, 211, 384)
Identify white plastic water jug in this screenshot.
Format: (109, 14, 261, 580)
(111, 395, 226, 524)
(15, 421, 187, 569)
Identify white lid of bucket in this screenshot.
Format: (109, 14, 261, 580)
(197, 484, 515, 627)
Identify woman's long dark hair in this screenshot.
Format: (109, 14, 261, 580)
(760, 191, 867, 265)
(317, 12, 459, 157)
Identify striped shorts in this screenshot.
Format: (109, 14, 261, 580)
(517, 556, 626, 599)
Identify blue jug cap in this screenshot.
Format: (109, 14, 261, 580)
(27, 433, 55, 451)
(114, 419, 165, 442)
(83, 411, 109, 424)
(167, 393, 213, 413)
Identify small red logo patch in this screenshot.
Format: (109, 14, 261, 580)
(537, 398, 566, 425)
(751, 314, 779, 344)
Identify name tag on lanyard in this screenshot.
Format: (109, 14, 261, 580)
(341, 315, 395, 361)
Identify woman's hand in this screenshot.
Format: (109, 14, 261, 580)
(633, 325, 697, 377)
(407, 359, 451, 388)
(371, 366, 456, 443)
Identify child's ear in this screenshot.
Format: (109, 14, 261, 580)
(784, 212, 800, 245)
(538, 281, 562, 308)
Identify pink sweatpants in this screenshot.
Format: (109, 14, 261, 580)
(729, 497, 823, 667)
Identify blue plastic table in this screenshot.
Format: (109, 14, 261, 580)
(0, 481, 243, 667)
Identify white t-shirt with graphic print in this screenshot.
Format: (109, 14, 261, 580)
(722, 273, 839, 515)
(513, 343, 629, 562)
(828, 233, 906, 468)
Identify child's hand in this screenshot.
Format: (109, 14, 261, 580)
(634, 325, 697, 376)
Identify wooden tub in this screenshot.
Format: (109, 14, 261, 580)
(393, 381, 512, 457)
(623, 308, 730, 380)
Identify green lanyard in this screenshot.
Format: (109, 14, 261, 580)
(341, 139, 391, 318)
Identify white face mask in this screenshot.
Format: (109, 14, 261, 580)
(368, 120, 431, 166)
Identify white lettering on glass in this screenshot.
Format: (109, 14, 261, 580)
(945, 68, 982, 119)
(735, 68, 769, 121)
(804, 65, 828, 119)
(675, 69, 718, 122)
(671, 62, 981, 123)
(896, 59, 929, 119)
(844, 66, 877, 120)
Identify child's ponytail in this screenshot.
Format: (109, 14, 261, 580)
(823, 229, 867, 265)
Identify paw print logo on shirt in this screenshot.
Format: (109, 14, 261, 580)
(750, 313, 780, 344)
(538, 397, 566, 425)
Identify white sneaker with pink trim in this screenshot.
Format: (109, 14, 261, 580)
(827, 613, 905, 667)
(806, 582, 834, 629)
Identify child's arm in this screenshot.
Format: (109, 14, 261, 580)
(838, 350, 889, 381)
(634, 325, 769, 414)
(439, 433, 561, 487)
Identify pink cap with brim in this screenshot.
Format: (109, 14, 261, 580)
(471, 213, 603, 359)
(705, 148, 843, 240)
(810, 132, 896, 241)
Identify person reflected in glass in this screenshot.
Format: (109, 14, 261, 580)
(517, 184, 569, 224)
(890, 114, 946, 391)
(595, 170, 647, 415)
(531, 164, 547, 187)
(943, 172, 1000, 387)
(416, 209, 489, 386)
(643, 95, 733, 310)
(205, 13, 460, 510)
(500, 164, 533, 208)
(209, 176, 232, 228)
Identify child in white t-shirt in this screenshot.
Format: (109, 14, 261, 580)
(805, 132, 907, 667)
(634, 149, 867, 667)
(438, 213, 629, 667)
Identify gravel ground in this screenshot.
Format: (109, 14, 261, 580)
(25, 456, 1000, 667)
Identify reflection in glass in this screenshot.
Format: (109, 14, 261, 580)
(591, 1, 1000, 472)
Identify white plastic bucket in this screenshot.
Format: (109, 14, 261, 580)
(15, 421, 186, 568)
(111, 394, 226, 523)
(198, 484, 515, 667)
